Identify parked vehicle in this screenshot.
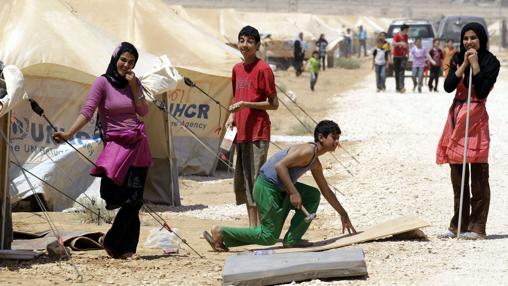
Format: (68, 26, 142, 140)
(385, 20, 436, 77)
(436, 16, 488, 49)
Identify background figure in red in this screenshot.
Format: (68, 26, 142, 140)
(428, 38, 444, 92)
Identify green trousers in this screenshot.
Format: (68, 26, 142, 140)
(221, 177, 321, 247)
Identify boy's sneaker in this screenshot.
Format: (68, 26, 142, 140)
(437, 230, 456, 239)
(461, 232, 486, 240)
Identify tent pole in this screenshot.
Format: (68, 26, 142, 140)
(0, 113, 12, 250)
(165, 94, 181, 206)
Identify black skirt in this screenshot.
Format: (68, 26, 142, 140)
(100, 166, 148, 210)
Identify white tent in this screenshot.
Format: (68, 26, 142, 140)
(0, 0, 181, 210)
(66, 0, 243, 175)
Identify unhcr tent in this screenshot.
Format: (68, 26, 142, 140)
(0, 0, 181, 210)
(66, 0, 242, 175)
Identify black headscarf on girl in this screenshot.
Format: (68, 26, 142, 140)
(456, 22, 498, 86)
(102, 42, 139, 89)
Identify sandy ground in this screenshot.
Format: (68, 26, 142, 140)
(2, 55, 508, 285)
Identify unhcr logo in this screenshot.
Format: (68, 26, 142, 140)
(10, 116, 99, 146)
(169, 103, 210, 119)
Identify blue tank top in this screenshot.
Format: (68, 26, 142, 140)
(259, 143, 318, 190)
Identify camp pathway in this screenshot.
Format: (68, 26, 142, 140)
(303, 68, 508, 285)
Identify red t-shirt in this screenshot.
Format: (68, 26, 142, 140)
(393, 32, 408, 57)
(232, 59, 276, 143)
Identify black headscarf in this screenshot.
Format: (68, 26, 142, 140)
(456, 22, 498, 86)
(102, 42, 139, 89)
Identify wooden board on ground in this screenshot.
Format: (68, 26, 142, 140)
(12, 230, 104, 251)
(223, 247, 367, 286)
(0, 249, 44, 260)
(256, 215, 430, 254)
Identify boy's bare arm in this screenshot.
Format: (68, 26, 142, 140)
(311, 162, 356, 234)
(310, 162, 347, 215)
(229, 94, 279, 112)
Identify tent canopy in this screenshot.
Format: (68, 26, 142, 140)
(0, 0, 181, 210)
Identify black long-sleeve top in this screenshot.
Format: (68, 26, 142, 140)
(444, 54, 500, 99)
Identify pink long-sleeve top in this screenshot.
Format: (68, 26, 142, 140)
(81, 76, 152, 185)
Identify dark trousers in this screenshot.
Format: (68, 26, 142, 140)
(101, 166, 148, 258)
(393, 57, 406, 91)
(319, 55, 326, 71)
(358, 39, 367, 57)
(428, 66, 441, 91)
(449, 163, 490, 235)
(294, 59, 303, 76)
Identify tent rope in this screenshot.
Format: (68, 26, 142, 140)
(0, 128, 83, 282)
(276, 84, 360, 164)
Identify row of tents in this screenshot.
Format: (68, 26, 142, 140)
(0, 0, 391, 211)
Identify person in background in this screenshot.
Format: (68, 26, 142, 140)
(428, 38, 444, 92)
(315, 33, 328, 71)
(372, 38, 388, 92)
(227, 25, 279, 227)
(345, 28, 353, 58)
(443, 38, 457, 78)
(357, 25, 368, 57)
(294, 32, 306, 76)
(378, 31, 392, 64)
(410, 37, 435, 93)
(436, 23, 500, 240)
(308, 51, 321, 91)
(393, 24, 409, 93)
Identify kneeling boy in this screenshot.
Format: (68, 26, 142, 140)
(204, 120, 356, 251)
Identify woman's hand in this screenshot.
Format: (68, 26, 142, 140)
(125, 70, 138, 87)
(463, 48, 477, 66)
(340, 212, 357, 235)
(53, 131, 70, 144)
(289, 192, 302, 209)
(228, 101, 245, 113)
(466, 48, 479, 66)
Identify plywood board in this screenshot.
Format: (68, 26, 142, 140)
(257, 215, 429, 254)
(223, 247, 367, 286)
(12, 230, 104, 251)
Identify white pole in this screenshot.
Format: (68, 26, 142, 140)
(457, 65, 474, 239)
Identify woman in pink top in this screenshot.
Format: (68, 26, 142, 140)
(53, 42, 152, 258)
(436, 23, 499, 240)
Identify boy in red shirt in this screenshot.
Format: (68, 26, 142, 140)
(392, 24, 409, 93)
(227, 25, 279, 226)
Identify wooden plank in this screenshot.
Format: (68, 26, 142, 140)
(223, 247, 367, 286)
(12, 230, 104, 251)
(257, 215, 429, 254)
(0, 249, 44, 260)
